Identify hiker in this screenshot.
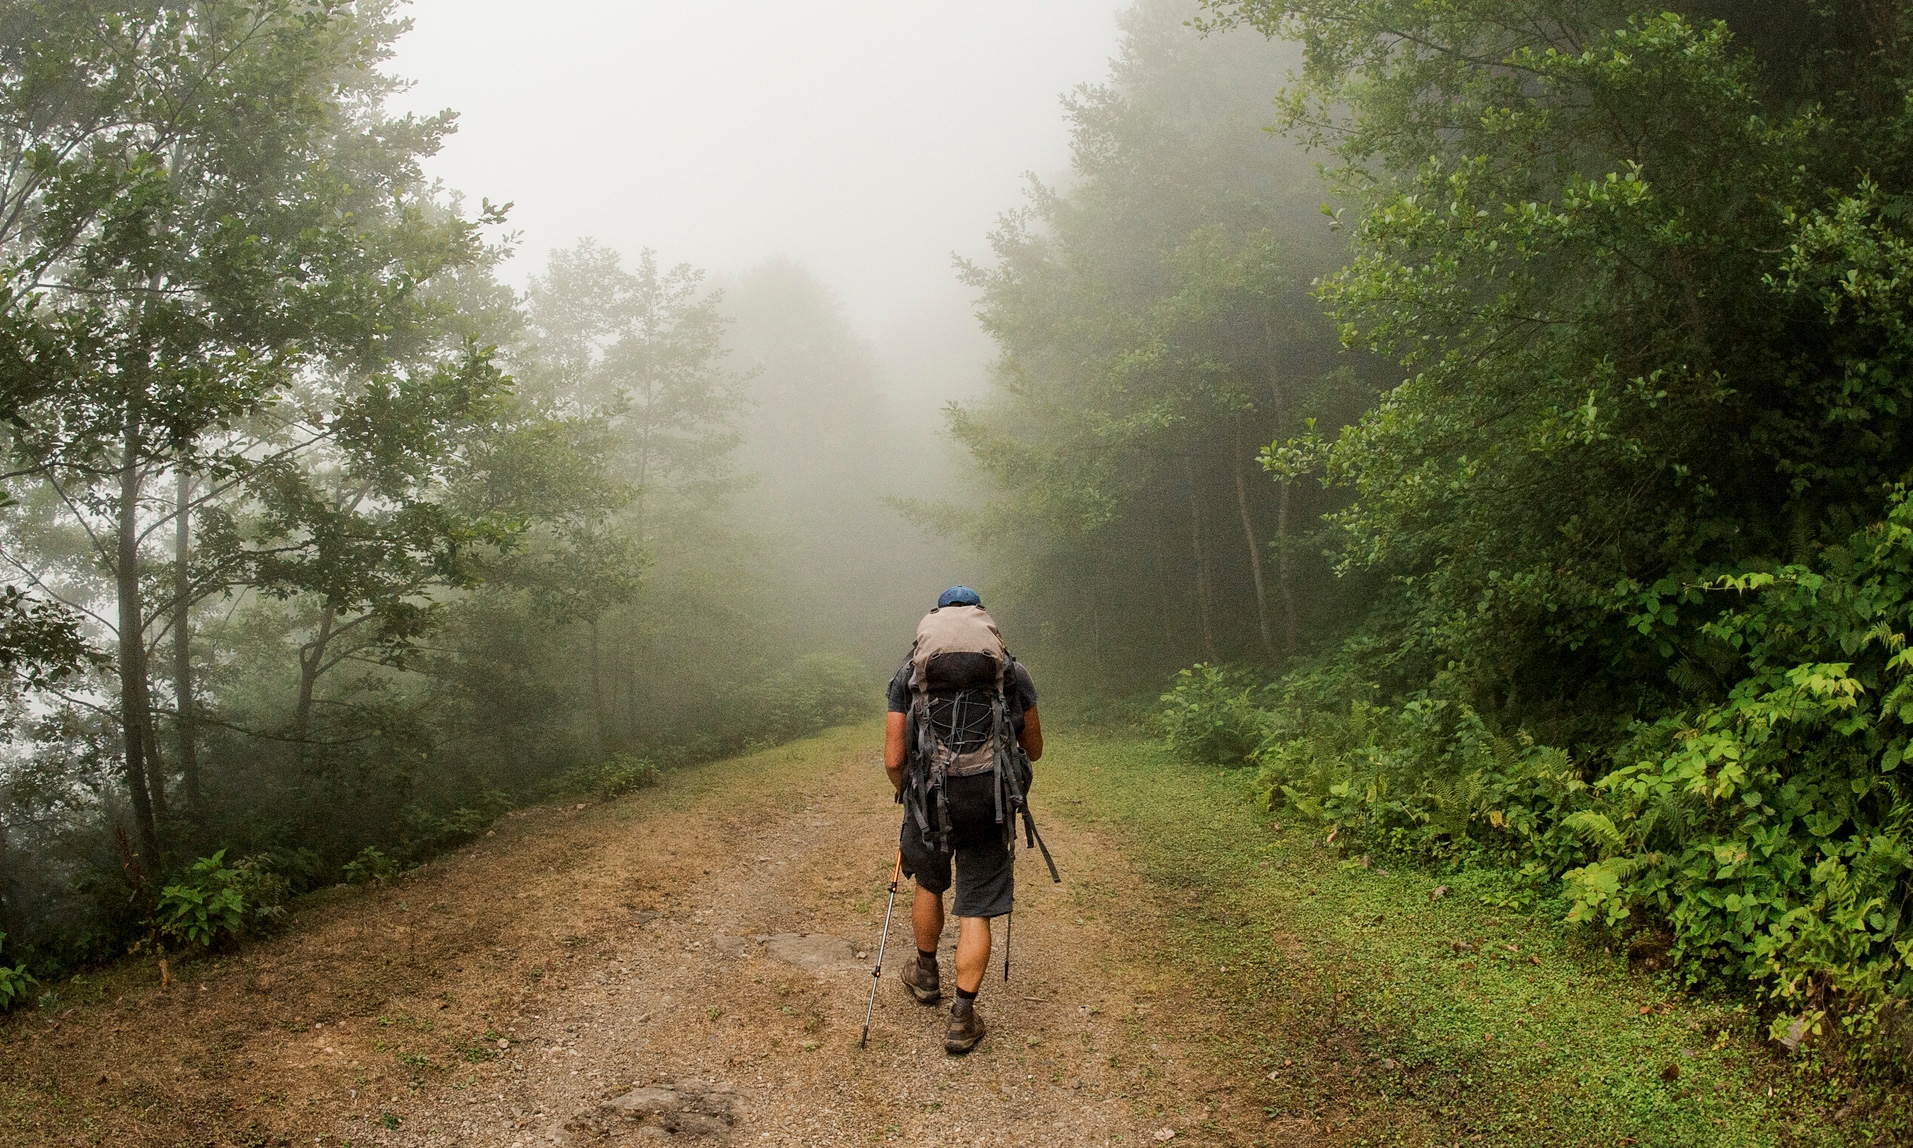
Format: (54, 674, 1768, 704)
(884, 585, 1043, 1054)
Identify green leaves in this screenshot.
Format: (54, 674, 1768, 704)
(1157, 663, 1277, 767)
(155, 850, 289, 949)
(0, 933, 37, 1011)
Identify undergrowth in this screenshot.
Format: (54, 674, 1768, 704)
(1051, 733, 1909, 1145)
(1158, 490, 1913, 1068)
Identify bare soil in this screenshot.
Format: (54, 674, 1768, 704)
(0, 726, 1262, 1147)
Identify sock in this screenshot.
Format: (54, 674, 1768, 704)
(918, 949, 937, 964)
(955, 986, 977, 1002)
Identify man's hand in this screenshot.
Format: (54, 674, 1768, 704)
(1019, 706, 1043, 761)
(884, 711, 908, 793)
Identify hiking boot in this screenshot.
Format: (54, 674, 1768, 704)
(901, 951, 941, 1004)
(944, 997, 987, 1055)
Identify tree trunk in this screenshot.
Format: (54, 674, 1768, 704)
(624, 650, 639, 745)
(117, 412, 162, 876)
(0, 795, 12, 936)
(293, 605, 335, 753)
(1150, 516, 1177, 653)
(1276, 476, 1299, 656)
(586, 618, 605, 758)
(1262, 329, 1302, 658)
(1234, 448, 1276, 658)
(144, 718, 165, 823)
(1183, 455, 1219, 663)
(172, 470, 200, 811)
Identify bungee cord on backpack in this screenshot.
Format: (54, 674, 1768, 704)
(900, 604, 1059, 884)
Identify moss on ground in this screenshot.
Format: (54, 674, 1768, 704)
(1040, 730, 1911, 1147)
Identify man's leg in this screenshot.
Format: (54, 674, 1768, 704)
(943, 839, 1009, 1055)
(900, 825, 953, 1004)
(952, 916, 991, 993)
(912, 886, 944, 953)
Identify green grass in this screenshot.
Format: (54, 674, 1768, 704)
(1041, 730, 1910, 1147)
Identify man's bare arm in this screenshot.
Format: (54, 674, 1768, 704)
(884, 711, 907, 792)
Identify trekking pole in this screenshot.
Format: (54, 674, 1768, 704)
(860, 852, 903, 1050)
(1003, 911, 1012, 983)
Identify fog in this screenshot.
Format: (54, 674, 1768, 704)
(390, 0, 1123, 342)
(388, 1, 1134, 657)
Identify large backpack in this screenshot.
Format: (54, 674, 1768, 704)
(900, 605, 1059, 882)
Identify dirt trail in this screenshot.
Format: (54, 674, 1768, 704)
(0, 727, 1258, 1147)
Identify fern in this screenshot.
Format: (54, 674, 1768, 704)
(1562, 811, 1627, 856)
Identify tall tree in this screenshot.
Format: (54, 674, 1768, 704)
(0, 1, 475, 873)
(953, 0, 1367, 682)
(521, 241, 741, 752)
(1203, 0, 1913, 724)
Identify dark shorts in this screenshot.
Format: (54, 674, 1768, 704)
(899, 773, 1014, 919)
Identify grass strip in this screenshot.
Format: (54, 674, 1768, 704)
(1040, 730, 1908, 1147)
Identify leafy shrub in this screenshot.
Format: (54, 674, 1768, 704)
(748, 653, 871, 743)
(399, 804, 490, 855)
(343, 846, 402, 885)
(1209, 490, 1913, 1059)
(0, 933, 37, 1011)
(156, 851, 290, 949)
(1252, 684, 1581, 869)
(1551, 494, 1913, 1050)
(1156, 664, 1275, 767)
(595, 754, 661, 798)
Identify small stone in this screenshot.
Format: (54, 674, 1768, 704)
(1380, 1058, 1400, 1071)
(1777, 1014, 1812, 1052)
(760, 933, 858, 970)
(1069, 1079, 1083, 1090)
(1429, 885, 1449, 901)
(1153, 1130, 1176, 1142)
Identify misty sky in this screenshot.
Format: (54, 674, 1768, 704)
(390, 1, 1126, 338)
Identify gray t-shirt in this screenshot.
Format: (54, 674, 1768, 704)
(887, 658, 1038, 735)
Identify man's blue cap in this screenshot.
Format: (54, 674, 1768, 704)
(937, 585, 982, 608)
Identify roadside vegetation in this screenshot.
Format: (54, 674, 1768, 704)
(955, 0, 1913, 1078)
(0, 4, 874, 991)
(1054, 731, 1912, 1144)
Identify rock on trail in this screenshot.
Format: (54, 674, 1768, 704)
(566, 1079, 744, 1141)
